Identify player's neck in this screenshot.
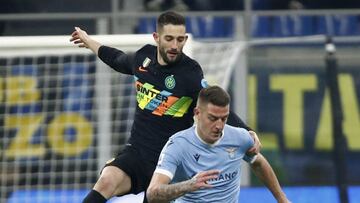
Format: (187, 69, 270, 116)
(157, 56, 167, 65)
(194, 126, 222, 146)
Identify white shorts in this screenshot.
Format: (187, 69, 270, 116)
(108, 191, 144, 203)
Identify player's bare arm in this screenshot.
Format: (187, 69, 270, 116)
(147, 170, 220, 203)
(250, 153, 290, 203)
(70, 27, 102, 55)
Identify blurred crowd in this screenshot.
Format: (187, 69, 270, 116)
(1, 0, 360, 36)
(143, 0, 360, 11)
(2, 0, 360, 14)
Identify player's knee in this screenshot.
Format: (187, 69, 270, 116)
(95, 173, 118, 196)
(94, 166, 131, 197)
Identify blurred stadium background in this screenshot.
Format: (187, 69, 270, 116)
(1, 0, 360, 202)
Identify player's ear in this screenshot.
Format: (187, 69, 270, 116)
(153, 32, 159, 44)
(193, 107, 200, 124)
(194, 107, 200, 116)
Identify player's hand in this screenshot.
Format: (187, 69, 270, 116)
(188, 170, 220, 191)
(70, 27, 90, 48)
(246, 131, 262, 155)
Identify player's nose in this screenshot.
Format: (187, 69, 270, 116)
(214, 120, 224, 131)
(170, 40, 179, 49)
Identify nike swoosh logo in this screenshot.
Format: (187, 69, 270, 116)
(138, 66, 148, 72)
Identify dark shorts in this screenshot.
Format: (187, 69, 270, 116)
(104, 145, 156, 194)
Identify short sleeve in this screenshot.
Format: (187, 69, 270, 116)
(155, 137, 184, 180)
(239, 129, 257, 163)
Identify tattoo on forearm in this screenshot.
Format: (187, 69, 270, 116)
(153, 179, 195, 201)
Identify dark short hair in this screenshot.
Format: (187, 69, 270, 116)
(198, 85, 230, 107)
(157, 11, 186, 31)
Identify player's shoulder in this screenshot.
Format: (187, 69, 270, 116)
(181, 53, 202, 71)
(224, 125, 251, 141)
(178, 54, 204, 90)
(225, 124, 248, 133)
(171, 126, 195, 144)
(137, 44, 156, 55)
(140, 44, 156, 50)
(133, 44, 157, 65)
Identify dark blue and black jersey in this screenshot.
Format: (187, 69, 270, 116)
(99, 44, 206, 163)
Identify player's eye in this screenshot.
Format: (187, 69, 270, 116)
(208, 116, 217, 122)
(165, 36, 174, 41)
(177, 37, 185, 43)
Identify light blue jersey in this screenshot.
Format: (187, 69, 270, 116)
(155, 124, 256, 203)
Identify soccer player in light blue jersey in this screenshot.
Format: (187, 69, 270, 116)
(146, 85, 290, 203)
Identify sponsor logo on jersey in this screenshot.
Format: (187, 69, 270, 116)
(225, 147, 237, 159)
(138, 66, 148, 72)
(209, 170, 238, 182)
(165, 75, 176, 89)
(134, 78, 193, 117)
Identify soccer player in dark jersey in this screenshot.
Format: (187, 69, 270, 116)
(70, 11, 261, 203)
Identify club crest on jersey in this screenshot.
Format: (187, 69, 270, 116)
(225, 147, 237, 159)
(165, 75, 176, 89)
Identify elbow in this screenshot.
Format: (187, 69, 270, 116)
(250, 153, 265, 170)
(147, 185, 169, 203)
(146, 185, 158, 203)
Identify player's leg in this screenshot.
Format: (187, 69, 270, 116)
(112, 146, 156, 203)
(82, 166, 131, 203)
(83, 145, 156, 203)
(83, 146, 138, 203)
(95, 166, 132, 197)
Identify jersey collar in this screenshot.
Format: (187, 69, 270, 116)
(194, 125, 225, 147)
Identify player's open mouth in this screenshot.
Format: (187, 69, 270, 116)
(167, 51, 178, 58)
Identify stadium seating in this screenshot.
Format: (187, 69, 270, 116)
(136, 14, 360, 38)
(136, 16, 234, 38)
